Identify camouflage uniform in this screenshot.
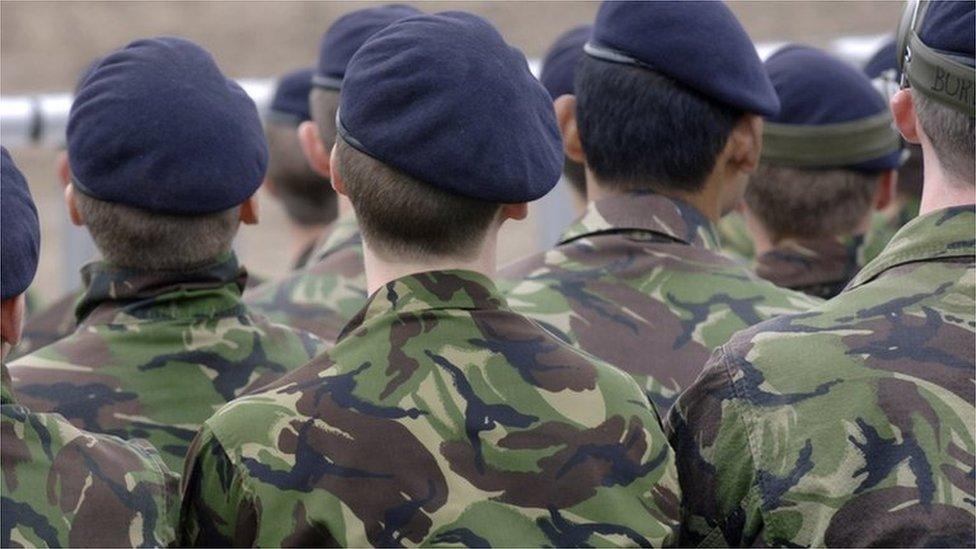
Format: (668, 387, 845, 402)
(754, 235, 865, 299)
(502, 192, 821, 410)
(11, 290, 82, 361)
(9, 253, 326, 472)
(666, 205, 976, 547)
(2, 364, 179, 547)
(716, 211, 754, 263)
(245, 214, 367, 344)
(180, 270, 681, 547)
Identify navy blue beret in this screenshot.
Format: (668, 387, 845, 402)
(863, 37, 898, 80)
(67, 36, 267, 215)
(1, 147, 41, 301)
(762, 45, 902, 171)
(74, 57, 103, 94)
(587, 1, 779, 116)
(919, 0, 975, 59)
(540, 25, 591, 100)
(338, 11, 562, 203)
(269, 67, 314, 124)
(314, 4, 422, 89)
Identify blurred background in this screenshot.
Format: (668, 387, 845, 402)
(1, 1, 904, 301)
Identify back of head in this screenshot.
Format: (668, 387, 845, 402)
(540, 25, 591, 197)
(310, 5, 422, 152)
(898, 0, 975, 186)
(267, 68, 337, 226)
(747, 45, 903, 240)
(1, 148, 41, 303)
(577, 1, 778, 193)
(335, 11, 562, 261)
(67, 37, 268, 270)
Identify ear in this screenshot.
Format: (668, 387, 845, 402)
(298, 121, 331, 178)
(727, 114, 764, 175)
(891, 89, 920, 144)
(874, 169, 898, 211)
(64, 183, 85, 226)
(239, 194, 260, 225)
(1, 295, 26, 349)
(554, 95, 585, 164)
(56, 151, 71, 187)
(500, 203, 528, 221)
(329, 144, 348, 197)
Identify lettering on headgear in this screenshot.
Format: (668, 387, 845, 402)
(932, 66, 974, 105)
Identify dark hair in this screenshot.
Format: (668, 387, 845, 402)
(574, 56, 741, 193)
(335, 137, 501, 261)
(744, 164, 881, 240)
(913, 90, 975, 186)
(265, 122, 337, 226)
(310, 87, 340, 153)
(562, 158, 586, 198)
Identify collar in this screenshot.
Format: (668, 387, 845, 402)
(75, 252, 248, 326)
(755, 235, 865, 291)
(1, 364, 14, 405)
(559, 192, 720, 250)
(357, 269, 506, 326)
(308, 214, 363, 265)
(849, 205, 976, 289)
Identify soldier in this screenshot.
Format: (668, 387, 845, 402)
(667, 1, 975, 545)
(863, 36, 927, 262)
(9, 37, 326, 473)
(539, 25, 592, 216)
(180, 12, 680, 546)
(245, 4, 421, 343)
(740, 45, 903, 299)
(262, 67, 338, 270)
(502, 1, 821, 411)
(1, 147, 179, 547)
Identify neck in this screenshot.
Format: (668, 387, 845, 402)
(585, 171, 724, 222)
(288, 223, 328, 265)
(917, 133, 976, 215)
(362, 233, 498, 295)
(337, 195, 355, 218)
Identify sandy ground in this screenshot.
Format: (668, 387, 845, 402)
(1, 0, 904, 301)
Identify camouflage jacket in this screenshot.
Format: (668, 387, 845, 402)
(2, 364, 179, 547)
(180, 270, 681, 547)
(245, 214, 368, 344)
(501, 192, 821, 411)
(754, 235, 865, 300)
(9, 290, 82, 361)
(666, 205, 976, 547)
(8, 253, 326, 473)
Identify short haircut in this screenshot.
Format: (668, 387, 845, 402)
(76, 192, 240, 271)
(563, 158, 586, 198)
(913, 90, 975, 186)
(744, 164, 881, 240)
(265, 122, 337, 226)
(310, 87, 340, 153)
(334, 137, 501, 261)
(574, 56, 741, 193)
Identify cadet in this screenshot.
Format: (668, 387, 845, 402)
(502, 1, 821, 411)
(180, 12, 680, 546)
(9, 37, 326, 473)
(261, 67, 338, 270)
(740, 45, 903, 299)
(539, 25, 591, 215)
(667, 1, 975, 545)
(245, 4, 420, 343)
(863, 36, 927, 261)
(1, 147, 179, 547)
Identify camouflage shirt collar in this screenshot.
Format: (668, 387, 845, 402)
(849, 204, 976, 289)
(559, 192, 720, 250)
(308, 214, 363, 265)
(75, 252, 249, 326)
(342, 269, 507, 335)
(1, 364, 14, 405)
(755, 234, 865, 293)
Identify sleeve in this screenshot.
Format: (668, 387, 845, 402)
(178, 424, 257, 547)
(665, 345, 765, 547)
